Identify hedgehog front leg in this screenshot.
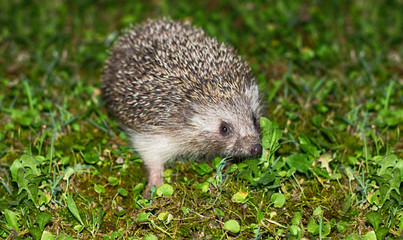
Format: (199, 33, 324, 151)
(127, 131, 174, 196)
(143, 157, 165, 196)
(145, 162, 164, 187)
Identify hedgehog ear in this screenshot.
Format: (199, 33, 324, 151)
(252, 114, 261, 131)
(244, 83, 261, 115)
(252, 115, 258, 127)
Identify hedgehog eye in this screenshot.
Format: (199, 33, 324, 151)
(219, 122, 231, 136)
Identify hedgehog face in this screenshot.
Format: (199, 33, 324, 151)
(215, 114, 262, 158)
(187, 98, 262, 158)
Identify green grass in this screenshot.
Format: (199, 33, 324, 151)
(1, 0, 402, 239)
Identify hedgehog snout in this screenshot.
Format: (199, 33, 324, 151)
(250, 144, 262, 156)
(230, 132, 262, 157)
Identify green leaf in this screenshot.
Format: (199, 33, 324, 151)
(132, 183, 144, 198)
(260, 117, 282, 165)
(10, 154, 41, 181)
(106, 230, 123, 240)
(10, 109, 38, 126)
(329, 218, 335, 228)
(316, 104, 329, 113)
(5, 209, 20, 233)
(319, 128, 336, 142)
(29, 227, 43, 240)
(118, 188, 128, 196)
(379, 182, 390, 205)
(136, 211, 150, 222)
(312, 115, 322, 127)
(238, 169, 254, 183)
(291, 212, 302, 225)
(366, 212, 382, 230)
(41, 231, 56, 240)
(271, 193, 286, 208)
(115, 209, 126, 217)
(10, 158, 23, 181)
(375, 227, 389, 240)
(135, 198, 150, 209)
(322, 222, 331, 236)
(362, 231, 377, 240)
(37, 212, 52, 231)
(215, 208, 225, 217)
(158, 212, 169, 221)
(313, 206, 323, 216)
(223, 219, 240, 233)
(260, 117, 276, 134)
(72, 123, 80, 132)
(231, 191, 248, 203)
(144, 234, 158, 240)
(150, 184, 157, 196)
(257, 210, 264, 222)
(396, 159, 403, 182)
(301, 47, 314, 60)
(298, 134, 320, 157)
(379, 108, 403, 126)
(289, 225, 300, 236)
(212, 157, 222, 169)
(245, 159, 259, 177)
(108, 176, 119, 186)
(285, 111, 299, 120)
(73, 224, 84, 232)
(182, 207, 189, 216)
(307, 217, 319, 234)
(255, 171, 277, 185)
(94, 184, 106, 194)
(156, 184, 174, 197)
(83, 152, 99, 164)
(285, 154, 313, 174)
(337, 220, 348, 233)
(390, 167, 401, 193)
(61, 156, 70, 165)
(398, 214, 403, 233)
(63, 167, 75, 180)
(376, 154, 397, 175)
(226, 163, 238, 173)
(66, 195, 84, 225)
(157, 212, 173, 224)
(30, 227, 42, 240)
(195, 163, 213, 175)
(193, 181, 210, 193)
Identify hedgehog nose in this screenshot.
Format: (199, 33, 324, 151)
(250, 144, 262, 156)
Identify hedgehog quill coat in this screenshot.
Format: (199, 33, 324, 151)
(102, 19, 262, 190)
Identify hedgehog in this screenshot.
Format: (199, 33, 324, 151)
(101, 19, 262, 193)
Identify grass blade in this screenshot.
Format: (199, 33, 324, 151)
(66, 195, 84, 225)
